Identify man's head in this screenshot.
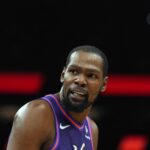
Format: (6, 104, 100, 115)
(60, 45, 109, 112)
(66, 45, 108, 77)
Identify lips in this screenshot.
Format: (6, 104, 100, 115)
(70, 88, 87, 102)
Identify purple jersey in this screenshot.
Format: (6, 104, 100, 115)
(42, 94, 94, 150)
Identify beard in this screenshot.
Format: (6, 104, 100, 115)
(61, 89, 95, 112)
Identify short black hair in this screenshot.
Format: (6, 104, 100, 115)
(66, 45, 109, 77)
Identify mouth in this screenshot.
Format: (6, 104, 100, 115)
(70, 89, 87, 102)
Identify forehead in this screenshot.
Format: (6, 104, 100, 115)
(68, 51, 103, 71)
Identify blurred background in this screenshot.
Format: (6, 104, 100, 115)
(0, 0, 150, 150)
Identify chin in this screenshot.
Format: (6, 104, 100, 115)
(62, 91, 91, 112)
(69, 98, 84, 106)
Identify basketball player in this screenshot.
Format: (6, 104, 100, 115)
(6, 45, 109, 150)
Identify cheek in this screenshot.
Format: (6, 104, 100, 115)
(63, 77, 72, 93)
(89, 81, 100, 91)
(88, 83, 100, 99)
(64, 73, 73, 83)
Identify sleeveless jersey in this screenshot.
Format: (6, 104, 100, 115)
(42, 94, 94, 150)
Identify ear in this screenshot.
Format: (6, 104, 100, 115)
(60, 67, 66, 83)
(100, 76, 109, 92)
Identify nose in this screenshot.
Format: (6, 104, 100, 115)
(74, 74, 87, 87)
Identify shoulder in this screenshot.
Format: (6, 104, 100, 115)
(88, 117, 99, 133)
(7, 99, 56, 149)
(88, 117, 99, 150)
(15, 99, 54, 125)
(14, 99, 55, 144)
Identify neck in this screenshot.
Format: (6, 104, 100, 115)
(55, 92, 92, 124)
(68, 106, 92, 123)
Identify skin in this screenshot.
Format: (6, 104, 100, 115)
(6, 51, 108, 150)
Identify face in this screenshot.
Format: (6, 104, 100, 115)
(60, 51, 108, 112)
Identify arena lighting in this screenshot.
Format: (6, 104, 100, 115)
(0, 72, 44, 94)
(103, 74, 150, 96)
(0, 73, 150, 96)
(117, 134, 148, 150)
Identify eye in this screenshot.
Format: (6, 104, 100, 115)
(87, 73, 97, 79)
(69, 69, 78, 75)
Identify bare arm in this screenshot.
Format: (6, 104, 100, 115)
(6, 100, 55, 150)
(89, 119, 99, 150)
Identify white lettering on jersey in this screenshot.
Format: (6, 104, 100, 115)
(73, 143, 85, 150)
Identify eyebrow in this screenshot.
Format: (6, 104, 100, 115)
(68, 64, 101, 74)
